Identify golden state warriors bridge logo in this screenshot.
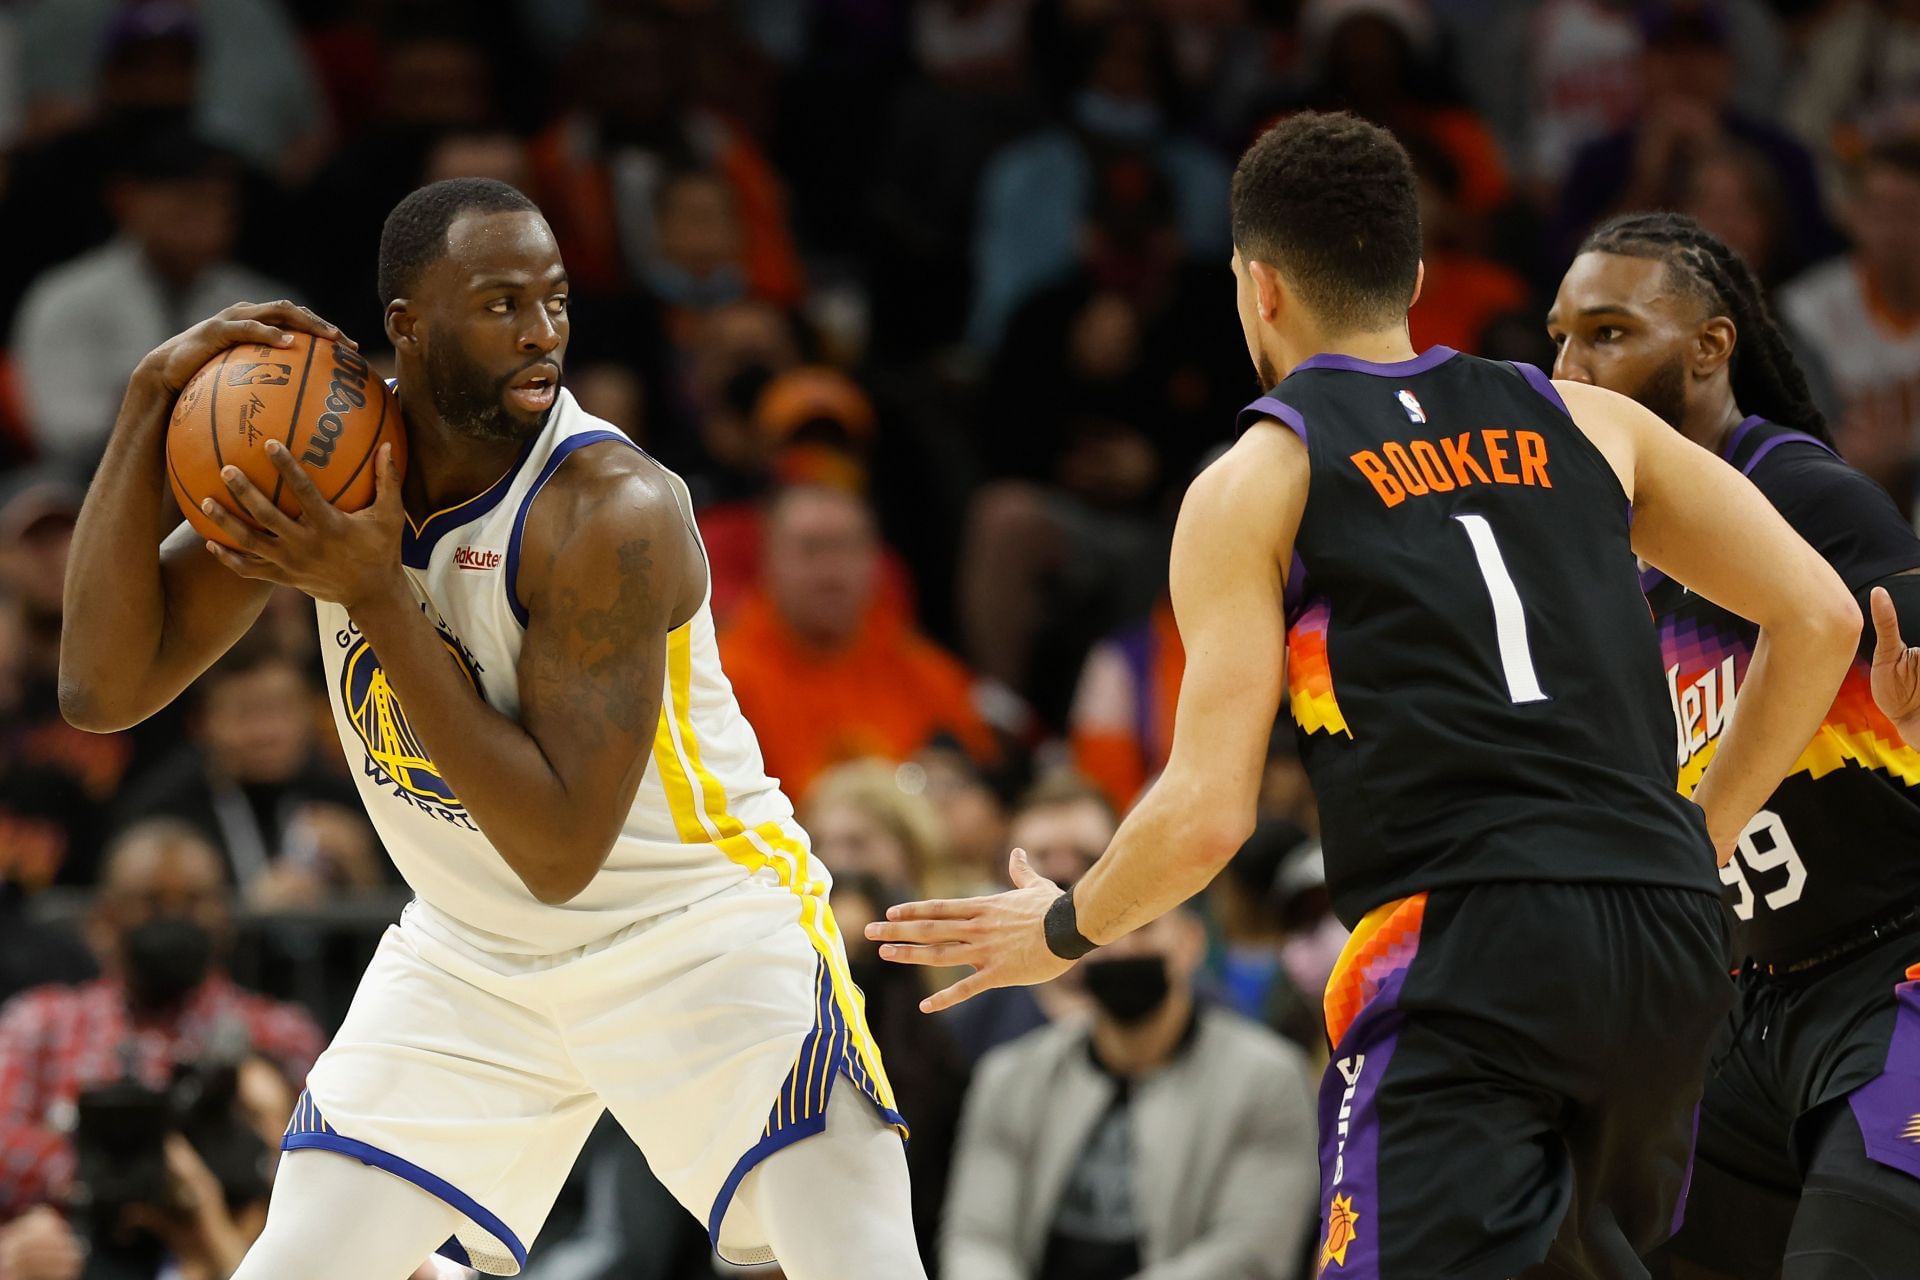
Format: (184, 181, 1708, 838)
(337, 622, 484, 831)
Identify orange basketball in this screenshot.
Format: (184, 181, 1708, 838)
(166, 334, 406, 549)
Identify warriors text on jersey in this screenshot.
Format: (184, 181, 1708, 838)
(316, 389, 807, 954)
(1646, 416, 1920, 964)
(1241, 347, 1717, 928)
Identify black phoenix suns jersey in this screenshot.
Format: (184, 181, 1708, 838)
(1244, 348, 1717, 928)
(1646, 416, 1920, 964)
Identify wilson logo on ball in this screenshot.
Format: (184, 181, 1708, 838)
(301, 344, 373, 467)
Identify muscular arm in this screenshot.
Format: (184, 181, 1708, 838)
(59, 303, 346, 732)
(1070, 425, 1302, 945)
(1558, 381, 1861, 860)
(347, 457, 682, 904)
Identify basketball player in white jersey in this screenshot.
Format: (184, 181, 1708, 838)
(59, 178, 925, 1280)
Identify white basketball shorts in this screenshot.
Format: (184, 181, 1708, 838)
(281, 871, 905, 1274)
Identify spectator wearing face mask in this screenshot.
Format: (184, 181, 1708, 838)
(943, 904, 1319, 1280)
(0, 820, 321, 1223)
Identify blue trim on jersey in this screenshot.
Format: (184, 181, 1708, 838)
(1510, 362, 1570, 418)
(1236, 395, 1308, 441)
(503, 429, 641, 626)
(705, 955, 908, 1255)
(401, 433, 542, 569)
(1293, 346, 1457, 377)
(704, 1085, 910, 1252)
(282, 1131, 528, 1269)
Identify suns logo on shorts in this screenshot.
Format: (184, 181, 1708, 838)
(339, 629, 482, 819)
(1320, 1192, 1360, 1269)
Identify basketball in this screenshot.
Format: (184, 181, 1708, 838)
(166, 334, 405, 548)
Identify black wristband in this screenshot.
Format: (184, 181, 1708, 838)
(1043, 888, 1098, 961)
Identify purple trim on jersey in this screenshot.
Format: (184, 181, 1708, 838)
(1740, 430, 1841, 477)
(1721, 415, 1768, 462)
(1315, 965, 1413, 1280)
(1641, 565, 1670, 592)
(1238, 396, 1308, 441)
(1672, 1103, 1702, 1234)
(1285, 550, 1309, 622)
(1510, 362, 1570, 417)
(1294, 346, 1458, 378)
(401, 432, 542, 570)
(1846, 975, 1920, 1182)
(503, 429, 641, 627)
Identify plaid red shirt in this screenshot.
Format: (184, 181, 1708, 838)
(0, 974, 321, 1218)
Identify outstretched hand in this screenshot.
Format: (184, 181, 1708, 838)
(1870, 585, 1920, 748)
(864, 848, 1076, 1013)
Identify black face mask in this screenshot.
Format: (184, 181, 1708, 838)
(1082, 955, 1172, 1026)
(122, 917, 214, 1014)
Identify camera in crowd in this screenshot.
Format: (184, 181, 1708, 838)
(66, 1027, 270, 1277)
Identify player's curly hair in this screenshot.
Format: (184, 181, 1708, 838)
(1579, 211, 1830, 444)
(1230, 111, 1423, 336)
(377, 177, 541, 307)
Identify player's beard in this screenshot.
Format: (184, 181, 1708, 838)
(426, 340, 551, 442)
(1633, 355, 1690, 432)
(1254, 349, 1281, 393)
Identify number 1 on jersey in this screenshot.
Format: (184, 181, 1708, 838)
(1453, 513, 1549, 704)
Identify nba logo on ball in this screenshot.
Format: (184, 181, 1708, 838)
(1396, 389, 1426, 423)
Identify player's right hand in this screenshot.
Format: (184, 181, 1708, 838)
(1870, 585, 1920, 748)
(136, 300, 355, 397)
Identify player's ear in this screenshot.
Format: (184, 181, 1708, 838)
(1248, 258, 1286, 323)
(385, 301, 418, 352)
(1409, 259, 1426, 310)
(1695, 315, 1737, 377)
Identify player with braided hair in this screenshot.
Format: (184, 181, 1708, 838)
(1550, 214, 1920, 1279)
(1580, 211, 1832, 444)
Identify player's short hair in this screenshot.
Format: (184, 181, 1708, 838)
(1230, 111, 1423, 336)
(377, 177, 540, 307)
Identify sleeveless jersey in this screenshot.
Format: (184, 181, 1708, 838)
(1647, 416, 1920, 964)
(316, 389, 807, 954)
(1243, 348, 1716, 928)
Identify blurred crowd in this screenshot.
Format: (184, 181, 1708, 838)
(0, 0, 1915, 1277)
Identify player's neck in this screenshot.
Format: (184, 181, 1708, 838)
(393, 398, 530, 525)
(1088, 985, 1195, 1078)
(1686, 401, 1747, 454)
(1279, 325, 1419, 380)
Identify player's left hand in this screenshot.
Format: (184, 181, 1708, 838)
(864, 848, 1075, 1013)
(1870, 585, 1920, 747)
(200, 440, 408, 615)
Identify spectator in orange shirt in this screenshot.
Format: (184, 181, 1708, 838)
(721, 484, 997, 803)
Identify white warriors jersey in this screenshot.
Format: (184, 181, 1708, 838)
(316, 389, 815, 954)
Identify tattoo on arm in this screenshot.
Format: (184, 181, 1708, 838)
(542, 535, 658, 751)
